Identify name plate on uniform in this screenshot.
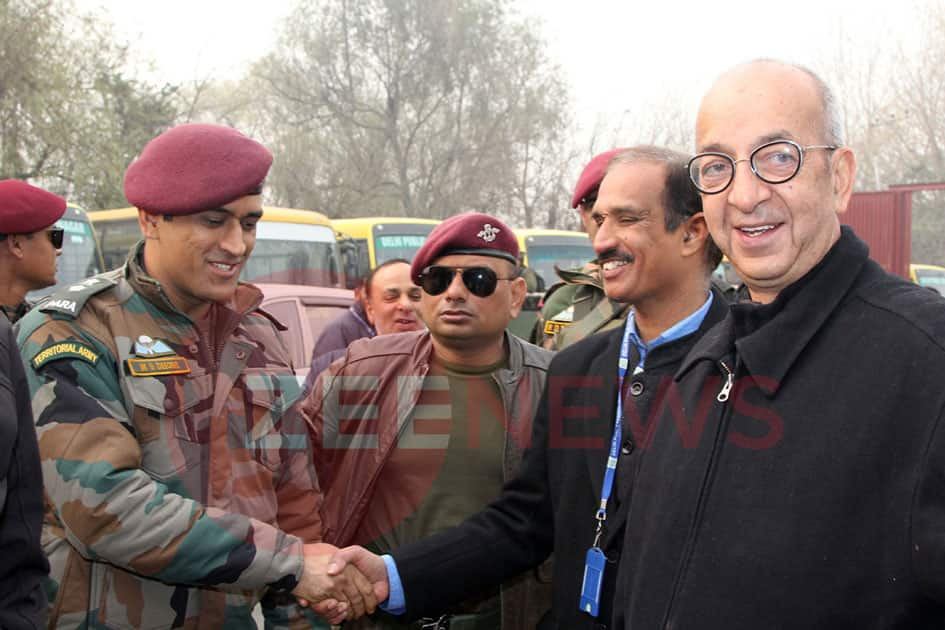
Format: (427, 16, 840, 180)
(544, 320, 571, 335)
(126, 356, 191, 377)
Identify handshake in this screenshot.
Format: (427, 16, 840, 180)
(291, 543, 391, 624)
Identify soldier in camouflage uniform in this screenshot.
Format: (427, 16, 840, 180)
(531, 150, 629, 350)
(0, 180, 67, 324)
(16, 124, 374, 629)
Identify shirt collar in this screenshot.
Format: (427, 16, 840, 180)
(625, 291, 714, 366)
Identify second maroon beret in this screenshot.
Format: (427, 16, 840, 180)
(410, 212, 519, 284)
(571, 148, 626, 209)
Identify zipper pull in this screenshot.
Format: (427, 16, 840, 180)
(717, 360, 734, 402)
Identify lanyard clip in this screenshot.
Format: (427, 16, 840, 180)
(593, 510, 606, 548)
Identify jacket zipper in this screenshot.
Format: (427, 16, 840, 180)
(659, 358, 736, 629)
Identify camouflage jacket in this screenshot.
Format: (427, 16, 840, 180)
(17, 245, 324, 629)
(531, 266, 629, 350)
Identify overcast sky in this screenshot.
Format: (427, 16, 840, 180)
(75, 0, 925, 138)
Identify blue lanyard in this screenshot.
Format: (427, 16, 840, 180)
(593, 319, 637, 546)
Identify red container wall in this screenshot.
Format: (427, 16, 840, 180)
(842, 191, 911, 278)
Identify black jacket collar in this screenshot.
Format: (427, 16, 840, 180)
(678, 226, 870, 395)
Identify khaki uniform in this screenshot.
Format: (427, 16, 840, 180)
(17, 242, 325, 629)
(532, 265, 629, 350)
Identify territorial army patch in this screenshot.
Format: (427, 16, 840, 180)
(31, 341, 100, 370)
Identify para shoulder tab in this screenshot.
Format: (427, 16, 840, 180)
(39, 273, 119, 318)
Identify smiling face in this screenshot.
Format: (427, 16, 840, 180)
(139, 195, 262, 318)
(364, 261, 422, 334)
(592, 160, 694, 308)
(695, 62, 856, 303)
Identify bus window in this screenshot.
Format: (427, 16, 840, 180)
(374, 232, 430, 264)
(28, 205, 106, 300)
(244, 221, 340, 286)
(518, 230, 595, 289)
(95, 215, 140, 270)
(333, 218, 440, 270)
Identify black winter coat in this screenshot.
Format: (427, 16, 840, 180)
(0, 317, 48, 629)
(392, 289, 729, 629)
(613, 227, 945, 628)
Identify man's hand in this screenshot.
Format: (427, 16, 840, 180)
(327, 545, 391, 603)
(292, 543, 378, 623)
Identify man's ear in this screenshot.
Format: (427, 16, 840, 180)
(137, 209, 160, 239)
(508, 275, 527, 318)
(831, 147, 857, 216)
(680, 213, 710, 258)
(5, 234, 24, 259)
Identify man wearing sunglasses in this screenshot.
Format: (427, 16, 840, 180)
(0, 179, 66, 324)
(303, 212, 553, 630)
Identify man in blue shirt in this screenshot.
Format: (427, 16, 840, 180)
(324, 146, 729, 629)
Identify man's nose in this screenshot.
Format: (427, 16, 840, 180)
(219, 220, 248, 256)
(726, 160, 771, 214)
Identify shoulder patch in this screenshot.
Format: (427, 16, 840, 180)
(31, 340, 100, 370)
(39, 275, 117, 318)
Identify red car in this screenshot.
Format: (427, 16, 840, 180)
(258, 283, 354, 381)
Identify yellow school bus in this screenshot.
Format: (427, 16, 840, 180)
(88, 207, 343, 287)
(28, 204, 107, 300)
(514, 228, 595, 291)
(332, 217, 440, 285)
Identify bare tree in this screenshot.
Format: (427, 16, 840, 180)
(0, 0, 178, 208)
(250, 0, 573, 225)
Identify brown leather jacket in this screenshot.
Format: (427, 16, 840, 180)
(302, 330, 553, 629)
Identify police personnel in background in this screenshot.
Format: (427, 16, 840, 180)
(0, 180, 66, 323)
(16, 123, 374, 629)
(532, 150, 630, 350)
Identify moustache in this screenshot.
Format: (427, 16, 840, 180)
(594, 250, 635, 266)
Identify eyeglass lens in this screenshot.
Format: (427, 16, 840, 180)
(689, 141, 802, 193)
(420, 266, 499, 297)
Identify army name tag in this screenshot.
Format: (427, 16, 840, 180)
(544, 320, 571, 335)
(126, 356, 191, 377)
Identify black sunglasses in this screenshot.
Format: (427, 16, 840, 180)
(46, 227, 64, 249)
(418, 265, 516, 298)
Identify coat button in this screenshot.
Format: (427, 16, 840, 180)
(629, 381, 644, 396)
(621, 439, 634, 455)
(236, 350, 246, 360)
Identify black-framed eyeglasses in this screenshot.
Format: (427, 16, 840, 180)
(46, 227, 65, 249)
(688, 140, 837, 195)
(418, 265, 516, 298)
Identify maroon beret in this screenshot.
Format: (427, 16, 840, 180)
(0, 179, 66, 234)
(124, 123, 272, 215)
(571, 148, 626, 209)
(410, 212, 519, 283)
